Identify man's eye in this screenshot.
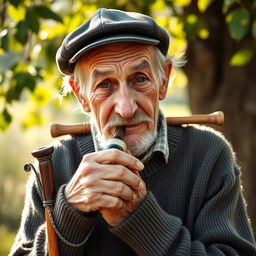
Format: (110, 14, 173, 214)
(99, 81, 110, 88)
(136, 75, 148, 83)
(94, 80, 114, 97)
(136, 76, 147, 83)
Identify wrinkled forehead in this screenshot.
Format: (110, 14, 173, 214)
(78, 42, 157, 70)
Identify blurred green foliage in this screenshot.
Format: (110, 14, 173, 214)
(0, 225, 16, 256)
(0, 0, 256, 131)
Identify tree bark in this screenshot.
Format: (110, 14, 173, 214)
(183, 0, 256, 234)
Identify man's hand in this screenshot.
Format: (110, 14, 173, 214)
(65, 149, 146, 226)
(100, 176, 146, 226)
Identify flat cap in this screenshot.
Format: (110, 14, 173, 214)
(56, 8, 170, 75)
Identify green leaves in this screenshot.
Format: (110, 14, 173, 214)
(230, 50, 254, 66)
(0, 108, 12, 131)
(223, 0, 236, 13)
(25, 8, 40, 33)
(184, 14, 208, 39)
(253, 0, 256, 9)
(9, 0, 22, 8)
(172, 0, 191, 6)
(0, 1, 65, 131)
(226, 7, 250, 41)
(15, 21, 29, 44)
(0, 30, 9, 51)
(6, 72, 36, 102)
(33, 6, 62, 23)
(252, 21, 256, 40)
(197, 0, 213, 12)
(9, 4, 62, 46)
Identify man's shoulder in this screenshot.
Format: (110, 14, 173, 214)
(181, 124, 229, 146)
(169, 124, 235, 157)
(50, 134, 94, 166)
(168, 125, 239, 178)
(52, 133, 92, 153)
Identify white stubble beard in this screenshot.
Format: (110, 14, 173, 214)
(91, 113, 158, 158)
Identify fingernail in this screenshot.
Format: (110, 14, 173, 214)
(136, 161, 144, 169)
(138, 181, 144, 190)
(133, 193, 137, 200)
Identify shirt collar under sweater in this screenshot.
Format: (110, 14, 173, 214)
(90, 109, 169, 164)
(75, 124, 182, 179)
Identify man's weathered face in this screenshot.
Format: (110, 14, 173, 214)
(77, 42, 168, 155)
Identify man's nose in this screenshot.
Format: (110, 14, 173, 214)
(114, 85, 138, 119)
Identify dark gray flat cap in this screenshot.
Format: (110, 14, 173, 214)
(56, 8, 170, 75)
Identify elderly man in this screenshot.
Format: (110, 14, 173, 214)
(10, 8, 256, 256)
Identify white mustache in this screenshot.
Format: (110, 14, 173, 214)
(104, 113, 152, 130)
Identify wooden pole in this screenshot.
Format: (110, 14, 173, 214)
(31, 146, 59, 256)
(50, 111, 224, 138)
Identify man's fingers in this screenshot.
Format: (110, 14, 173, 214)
(69, 193, 125, 212)
(97, 194, 125, 210)
(79, 160, 144, 191)
(100, 164, 144, 191)
(83, 149, 144, 172)
(96, 180, 136, 201)
(73, 177, 137, 201)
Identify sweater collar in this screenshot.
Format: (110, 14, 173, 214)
(140, 125, 182, 178)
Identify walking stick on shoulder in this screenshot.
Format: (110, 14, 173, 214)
(50, 111, 224, 138)
(24, 111, 224, 255)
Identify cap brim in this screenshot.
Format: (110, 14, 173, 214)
(69, 35, 160, 64)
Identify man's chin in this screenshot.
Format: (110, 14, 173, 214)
(94, 122, 157, 156)
(125, 132, 157, 157)
(124, 134, 143, 147)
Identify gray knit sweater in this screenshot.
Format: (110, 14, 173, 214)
(10, 125, 256, 255)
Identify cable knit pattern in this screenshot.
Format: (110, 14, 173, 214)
(9, 125, 256, 255)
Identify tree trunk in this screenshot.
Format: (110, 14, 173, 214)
(183, 1, 256, 234)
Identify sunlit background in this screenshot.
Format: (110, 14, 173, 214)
(1, 0, 256, 254)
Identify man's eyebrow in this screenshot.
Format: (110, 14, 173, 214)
(131, 60, 151, 71)
(92, 69, 113, 80)
(91, 60, 151, 80)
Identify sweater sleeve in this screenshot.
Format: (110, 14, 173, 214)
(9, 173, 97, 256)
(9, 172, 48, 256)
(110, 142, 256, 255)
(53, 184, 97, 255)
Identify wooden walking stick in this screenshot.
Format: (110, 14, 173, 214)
(25, 146, 59, 256)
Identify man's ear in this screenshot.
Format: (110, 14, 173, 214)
(159, 61, 172, 100)
(69, 76, 91, 113)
